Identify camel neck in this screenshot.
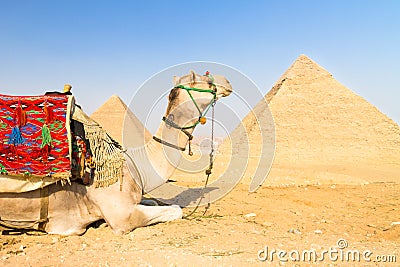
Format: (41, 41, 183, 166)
(125, 122, 191, 193)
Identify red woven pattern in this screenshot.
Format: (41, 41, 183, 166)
(0, 94, 71, 177)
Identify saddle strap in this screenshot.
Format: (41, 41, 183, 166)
(38, 187, 49, 231)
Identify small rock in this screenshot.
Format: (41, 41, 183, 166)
(288, 228, 302, 235)
(262, 221, 274, 227)
(244, 213, 256, 218)
(128, 232, 135, 241)
(51, 237, 59, 244)
(330, 185, 336, 189)
(314, 230, 323, 234)
(252, 230, 262, 235)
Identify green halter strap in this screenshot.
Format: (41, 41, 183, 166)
(166, 84, 216, 129)
(153, 81, 217, 156)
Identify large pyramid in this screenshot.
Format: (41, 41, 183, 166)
(91, 95, 151, 147)
(219, 54, 400, 186)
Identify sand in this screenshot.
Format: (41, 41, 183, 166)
(1, 183, 399, 266)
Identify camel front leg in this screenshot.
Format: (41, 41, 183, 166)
(102, 204, 182, 235)
(134, 204, 183, 227)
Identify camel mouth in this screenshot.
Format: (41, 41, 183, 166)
(217, 85, 233, 97)
(224, 88, 233, 96)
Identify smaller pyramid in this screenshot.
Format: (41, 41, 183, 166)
(91, 95, 151, 146)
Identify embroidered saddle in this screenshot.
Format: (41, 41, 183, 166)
(0, 93, 124, 193)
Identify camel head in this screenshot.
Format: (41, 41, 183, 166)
(165, 70, 232, 130)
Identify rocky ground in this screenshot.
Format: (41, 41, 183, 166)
(1, 183, 399, 266)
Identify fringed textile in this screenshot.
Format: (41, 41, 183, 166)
(71, 106, 124, 188)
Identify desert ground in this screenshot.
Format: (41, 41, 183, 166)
(1, 182, 399, 266)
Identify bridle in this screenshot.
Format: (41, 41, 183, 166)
(152, 72, 222, 218)
(152, 78, 217, 157)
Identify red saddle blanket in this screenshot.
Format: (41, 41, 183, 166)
(0, 94, 72, 179)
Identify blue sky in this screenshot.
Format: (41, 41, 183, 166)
(1, 1, 399, 126)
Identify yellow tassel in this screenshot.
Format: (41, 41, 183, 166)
(199, 117, 207, 125)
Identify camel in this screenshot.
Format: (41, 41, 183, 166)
(0, 71, 232, 235)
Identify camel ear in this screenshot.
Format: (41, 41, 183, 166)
(173, 76, 180, 86)
(190, 70, 196, 84)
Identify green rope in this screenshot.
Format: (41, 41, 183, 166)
(173, 84, 217, 129)
(186, 90, 202, 114)
(205, 74, 215, 83)
(175, 85, 215, 93)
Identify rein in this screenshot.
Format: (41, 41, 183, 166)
(183, 98, 216, 219)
